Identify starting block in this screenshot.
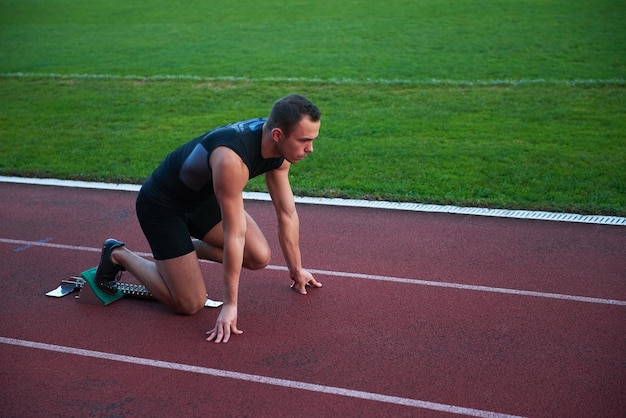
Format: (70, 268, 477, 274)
(46, 267, 223, 308)
(78, 267, 124, 305)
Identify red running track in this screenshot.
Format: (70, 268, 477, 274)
(0, 182, 625, 417)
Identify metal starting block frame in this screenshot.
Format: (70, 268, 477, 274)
(46, 270, 223, 308)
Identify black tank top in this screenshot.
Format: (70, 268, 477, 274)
(141, 118, 284, 208)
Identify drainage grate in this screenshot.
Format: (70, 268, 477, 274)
(288, 196, 626, 226)
(1, 176, 624, 226)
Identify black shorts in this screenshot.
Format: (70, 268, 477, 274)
(136, 190, 222, 260)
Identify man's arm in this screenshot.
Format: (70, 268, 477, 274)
(265, 160, 322, 294)
(206, 147, 248, 343)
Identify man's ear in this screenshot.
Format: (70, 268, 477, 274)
(271, 127, 283, 142)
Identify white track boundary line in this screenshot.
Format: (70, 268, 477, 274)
(1, 176, 624, 226)
(2, 237, 624, 306)
(0, 337, 523, 418)
(2, 71, 624, 87)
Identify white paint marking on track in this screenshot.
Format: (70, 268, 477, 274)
(1, 237, 624, 306)
(0, 337, 524, 418)
(301, 267, 626, 306)
(1, 176, 625, 226)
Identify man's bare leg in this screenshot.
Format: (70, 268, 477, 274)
(110, 247, 206, 315)
(103, 213, 267, 314)
(194, 212, 271, 270)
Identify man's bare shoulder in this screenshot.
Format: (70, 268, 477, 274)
(210, 146, 246, 171)
(210, 146, 249, 192)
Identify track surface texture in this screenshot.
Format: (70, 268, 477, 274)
(1, 182, 625, 417)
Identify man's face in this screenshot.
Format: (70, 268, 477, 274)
(277, 116, 320, 164)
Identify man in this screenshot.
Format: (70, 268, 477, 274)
(94, 94, 323, 343)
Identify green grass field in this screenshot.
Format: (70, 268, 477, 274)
(1, 0, 625, 215)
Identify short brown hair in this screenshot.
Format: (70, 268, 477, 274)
(265, 94, 321, 137)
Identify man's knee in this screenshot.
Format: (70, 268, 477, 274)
(172, 295, 205, 316)
(244, 246, 271, 270)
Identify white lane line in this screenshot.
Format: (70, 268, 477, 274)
(2, 237, 624, 306)
(1, 176, 625, 226)
(1, 71, 624, 87)
(0, 337, 523, 418)
(302, 268, 626, 306)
